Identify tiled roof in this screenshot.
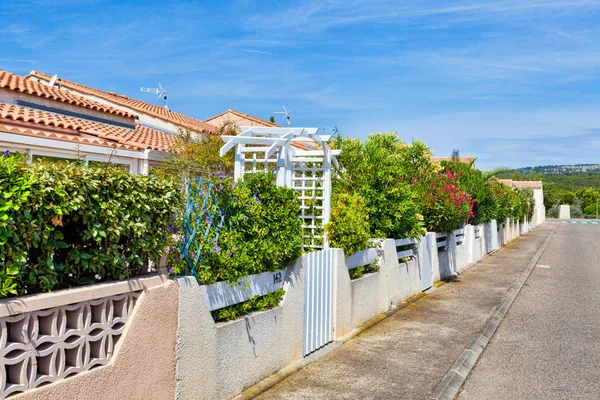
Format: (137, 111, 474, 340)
(0, 122, 139, 151)
(497, 179, 543, 189)
(0, 102, 176, 152)
(432, 156, 476, 164)
(0, 70, 136, 119)
(26, 71, 219, 135)
(205, 109, 279, 127)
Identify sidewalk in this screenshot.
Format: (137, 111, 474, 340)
(254, 223, 556, 400)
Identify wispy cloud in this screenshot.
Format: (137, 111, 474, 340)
(243, 49, 278, 56)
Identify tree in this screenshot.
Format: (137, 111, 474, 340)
(575, 187, 599, 212)
(269, 115, 275, 123)
(153, 123, 235, 181)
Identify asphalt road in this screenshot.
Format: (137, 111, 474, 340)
(459, 222, 600, 399)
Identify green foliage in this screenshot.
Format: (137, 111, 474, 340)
(348, 258, 380, 280)
(326, 192, 370, 256)
(331, 133, 424, 239)
(212, 288, 285, 322)
(560, 191, 575, 205)
(542, 171, 600, 191)
(169, 173, 302, 285)
(0, 153, 180, 298)
(419, 171, 473, 233)
(153, 127, 235, 181)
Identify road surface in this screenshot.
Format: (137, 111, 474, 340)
(459, 222, 600, 399)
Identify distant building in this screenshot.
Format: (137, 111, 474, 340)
(499, 179, 545, 227)
(205, 109, 278, 128)
(432, 156, 476, 168)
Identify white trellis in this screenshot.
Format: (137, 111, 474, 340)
(220, 127, 340, 250)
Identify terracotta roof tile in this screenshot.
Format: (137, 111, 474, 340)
(497, 179, 542, 189)
(432, 156, 476, 164)
(511, 180, 543, 189)
(0, 70, 136, 119)
(27, 71, 219, 135)
(0, 102, 176, 152)
(206, 109, 279, 127)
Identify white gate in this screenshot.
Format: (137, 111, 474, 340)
(303, 249, 334, 356)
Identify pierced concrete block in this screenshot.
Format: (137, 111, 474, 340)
(0, 291, 140, 398)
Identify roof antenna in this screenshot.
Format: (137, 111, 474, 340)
(141, 82, 168, 109)
(48, 74, 58, 87)
(274, 105, 291, 127)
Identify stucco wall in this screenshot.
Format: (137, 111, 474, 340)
(175, 257, 305, 400)
(335, 240, 424, 338)
(13, 280, 179, 400)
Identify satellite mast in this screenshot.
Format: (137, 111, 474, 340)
(140, 82, 168, 109)
(274, 105, 291, 127)
(48, 74, 58, 87)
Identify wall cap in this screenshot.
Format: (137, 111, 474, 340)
(0, 273, 168, 318)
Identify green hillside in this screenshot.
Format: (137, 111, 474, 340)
(498, 170, 600, 218)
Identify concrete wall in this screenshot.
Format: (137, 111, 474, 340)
(4, 218, 539, 400)
(335, 241, 422, 338)
(175, 257, 305, 400)
(9, 277, 178, 400)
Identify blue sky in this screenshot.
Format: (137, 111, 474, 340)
(2, 0, 600, 170)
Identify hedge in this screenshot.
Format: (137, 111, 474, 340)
(329, 133, 537, 256)
(0, 153, 180, 297)
(168, 172, 302, 285)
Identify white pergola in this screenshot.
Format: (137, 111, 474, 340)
(220, 126, 340, 250)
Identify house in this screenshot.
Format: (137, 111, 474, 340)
(498, 179, 546, 227)
(26, 71, 219, 139)
(205, 109, 278, 128)
(0, 69, 187, 173)
(432, 156, 476, 167)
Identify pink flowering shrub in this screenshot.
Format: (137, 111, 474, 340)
(420, 170, 474, 233)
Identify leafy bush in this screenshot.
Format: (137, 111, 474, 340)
(169, 172, 302, 285)
(420, 171, 473, 233)
(212, 288, 285, 322)
(152, 127, 235, 181)
(326, 192, 370, 256)
(331, 133, 424, 239)
(0, 153, 180, 297)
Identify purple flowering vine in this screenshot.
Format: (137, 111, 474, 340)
(212, 245, 221, 254)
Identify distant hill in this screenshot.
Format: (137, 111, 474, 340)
(517, 164, 600, 175)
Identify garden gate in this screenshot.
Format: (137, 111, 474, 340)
(303, 248, 335, 355)
(220, 127, 339, 355)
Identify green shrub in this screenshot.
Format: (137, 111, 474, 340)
(420, 171, 473, 233)
(331, 133, 424, 239)
(169, 172, 302, 285)
(212, 288, 285, 322)
(0, 153, 180, 297)
(326, 192, 370, 256)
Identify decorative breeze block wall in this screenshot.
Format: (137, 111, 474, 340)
(0, 291, 140, 398)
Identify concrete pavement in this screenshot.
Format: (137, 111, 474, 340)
(253, 223, 556, 400)
(459, 222, 600, 399)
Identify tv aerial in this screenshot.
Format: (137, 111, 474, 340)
(48, 74, 58, 87)
(274, 105, 291, 127)
(141, 82, 168, 109)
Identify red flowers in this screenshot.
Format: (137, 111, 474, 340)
(417, 170, 474, 231)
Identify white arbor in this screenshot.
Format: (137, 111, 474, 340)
(220, 127, 340, 250)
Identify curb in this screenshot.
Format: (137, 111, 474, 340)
(428, 224, 558, 400)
